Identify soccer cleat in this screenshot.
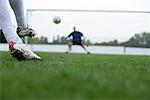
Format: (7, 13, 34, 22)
(9, 41, 41, 60)
(17, 27, 36, 37)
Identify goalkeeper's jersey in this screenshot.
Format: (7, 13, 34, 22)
(68, 31, 83, 42)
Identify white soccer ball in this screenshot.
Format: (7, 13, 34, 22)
(53, 16, 61, 24)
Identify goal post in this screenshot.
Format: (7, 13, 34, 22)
(26, 9, 150, 44)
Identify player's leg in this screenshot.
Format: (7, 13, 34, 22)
(9, 0, 36, 37)
(9, 0, 27, 29)
(0, 0, 23, 43)
(80, 43, 90, 54)
(66, 41, 72, 53)
(0, 0, 41, 60)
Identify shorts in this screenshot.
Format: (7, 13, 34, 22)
(72, 41, 82, 45)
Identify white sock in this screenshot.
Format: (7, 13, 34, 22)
(0, 0, 23, 43)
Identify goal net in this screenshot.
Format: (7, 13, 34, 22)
(27, 9, 150, 43)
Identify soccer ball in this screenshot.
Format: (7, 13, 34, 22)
(53, 16, 61, 24)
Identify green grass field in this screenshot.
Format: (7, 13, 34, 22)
(0, 51, 150, 100)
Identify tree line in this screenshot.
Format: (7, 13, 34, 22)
(95, 32, 150, 48)
(0, 30, 150, 48)
(51, 32, 150, 48)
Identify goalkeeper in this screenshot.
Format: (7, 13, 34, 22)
(66, 27, 90, 54)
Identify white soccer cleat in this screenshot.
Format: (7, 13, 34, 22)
(17, 27, 36, 37)
(9, 41, 41, 60)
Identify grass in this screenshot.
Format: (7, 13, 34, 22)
(0, 51, 150, 100)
